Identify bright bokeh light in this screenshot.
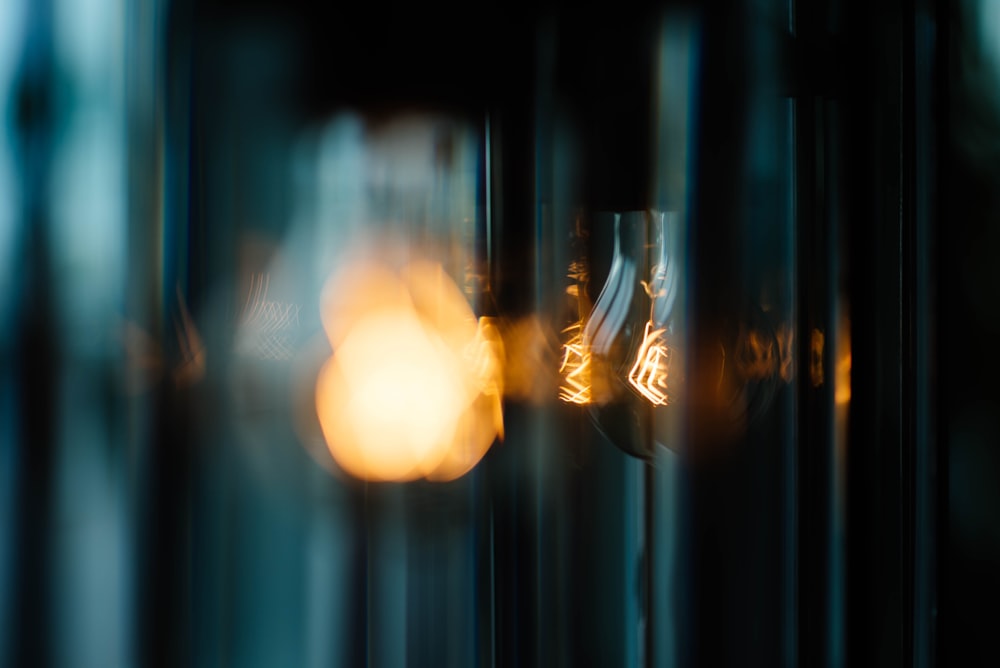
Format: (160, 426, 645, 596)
(316, 256, 503, 482)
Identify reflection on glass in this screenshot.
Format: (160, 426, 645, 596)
(776, 321, 795, 383)
(559, 238, 594, 404)
(559, 212, 679, 406)
(708, 300, 785, 435)
(503, 314, 560, 405)
(235, 273, 302, 361)
(586, 213, 638, 358)
(558, 212, 640, 409)
(627, 211, 681, 406)
(811, 328, 825, 388)
(835, 321, 851, 406)
(555, 210, 682, 458)
(559, 210, 683, 410)
(118, 286, 206, 392)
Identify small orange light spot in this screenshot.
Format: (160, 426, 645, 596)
(810, 329, 825, 388)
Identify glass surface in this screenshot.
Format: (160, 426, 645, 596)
(0, 1, 952, 667)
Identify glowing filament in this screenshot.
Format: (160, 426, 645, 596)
(628, 321, 674, 406)
(559, 322, 592, 404)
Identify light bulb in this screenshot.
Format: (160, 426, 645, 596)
(315, 254, 503, 482)
(626, 211, 682, 406)
(557, 210, 683, 459)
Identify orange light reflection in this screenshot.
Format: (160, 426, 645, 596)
(835, 326, 852, 405)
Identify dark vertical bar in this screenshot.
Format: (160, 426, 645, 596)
(124, 0, 162, 663)
(487, 25, 537, 659)
(795, 94, 835, 668)
(937, 1, 1000, 663)
(791, 2, 836, 665)
(841, 0, 914, 666)
(6, 2, 56, 667)
(783, 92, 799, 668)
(642, 462, 655, 668)
(911, 1, 939, 666)
(363, 487, 372, 668)
(135, 1, 195, 665)
(841, 0, 883, 654)
(901, 4, 919, 666)
(688, 2, 789, 666)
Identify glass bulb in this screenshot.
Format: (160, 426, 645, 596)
(558, 210, 684, 458)
(316, 254, 503, 482)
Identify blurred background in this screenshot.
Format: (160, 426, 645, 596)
(0, 0, 995, 666)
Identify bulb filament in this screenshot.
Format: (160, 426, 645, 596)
(628, 321, 673, 406)
(559, 322, 592, 404)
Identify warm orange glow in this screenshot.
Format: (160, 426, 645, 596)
(810, 328, 825, 388)
(835, 325, 851, 405)
(173, 285, 206, 387)
(315, 258, 503, 482)
(426, 317, 505, 482)
(317, 310, 465, 480)
(808, 326, 850, 404)
(776, 322, 795, 383)
(503, 315, 560, 404)
(737, 327, 777, 381)
(119, 285, 205, 394)
(835, 352, 852, 405)
(628, 321, 674, 406)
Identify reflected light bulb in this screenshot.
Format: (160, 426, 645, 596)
(626, 211, 681, 406)
(558, 211, 681, 408)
